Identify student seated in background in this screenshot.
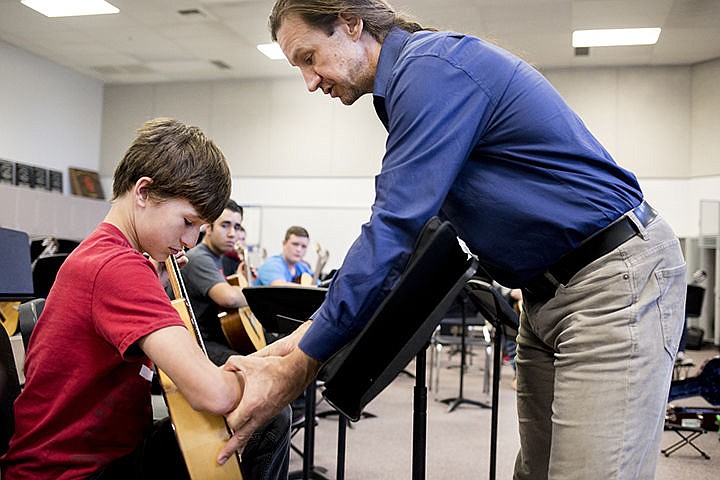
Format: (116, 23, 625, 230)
(254, 225, 314, 286)
(176, 199, 291, 479)
(1, 118, 249, 479)
(222, 224, 258, 283)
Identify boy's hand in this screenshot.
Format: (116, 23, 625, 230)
(154, 250, 189, 288)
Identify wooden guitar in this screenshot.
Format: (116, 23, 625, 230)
(0, 302, 19, 336)
(312, 242, 329, 284)
(158, 256, 243, 479)
(219, 245, 266, 355)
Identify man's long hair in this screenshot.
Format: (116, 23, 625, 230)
(270, 0, 426, 43)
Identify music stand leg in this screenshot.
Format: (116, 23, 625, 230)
(412, 349, 428, 480)
(289, 382, 331, 480)
(336, 415, 347, 480)
(488, 321, 502, 480)
(440, 298, 491, 412)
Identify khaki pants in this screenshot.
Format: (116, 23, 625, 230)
(514, 212, 686, 480)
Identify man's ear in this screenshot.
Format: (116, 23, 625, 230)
(134, 177, 153, 206)
(339, 13, 363, 40)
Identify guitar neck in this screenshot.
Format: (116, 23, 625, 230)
(165, 256, 208, 356)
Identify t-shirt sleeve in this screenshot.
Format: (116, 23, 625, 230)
(256, 257, 287, 285)
(182, 249, 227, 299)
(92, 254, 185, 357)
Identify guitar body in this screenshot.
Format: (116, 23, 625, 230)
(0, 301, 19, 336)
(160, 263, 243, 479)
(669, 356, 720, 405)
(219, 275, 266, 354)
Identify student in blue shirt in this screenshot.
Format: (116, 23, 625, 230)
(254, 226, 314, 286)
(218, 2, 686, 478)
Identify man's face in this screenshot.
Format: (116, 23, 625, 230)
(277, 13, 374, 105)
(204, 208, 244, 255)
(282, 234, 309, 266)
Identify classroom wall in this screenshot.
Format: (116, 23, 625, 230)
(0, 40, 104, 195)
(1, 38, 719, 271)
(99, 62, 720, 268)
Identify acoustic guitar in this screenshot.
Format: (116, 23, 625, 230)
(158, 256, 243, 479)
(0, 302, 19, 336)
(218, 246, 266, 355)
(668, 356, 720, 405)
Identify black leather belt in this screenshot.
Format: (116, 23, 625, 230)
(523, 200, 658, 300)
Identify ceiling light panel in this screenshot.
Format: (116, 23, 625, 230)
(21, 0, 119, 18)
(572, 28, 661, 47)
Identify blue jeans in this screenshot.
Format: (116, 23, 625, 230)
(241, 405, 291, 480)
(89, 406, 291, 480)
(514, 212, 686, 480)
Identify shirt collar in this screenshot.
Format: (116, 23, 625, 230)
(373, 27, 411, 100)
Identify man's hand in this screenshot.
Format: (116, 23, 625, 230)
(217, 346, 321, 464)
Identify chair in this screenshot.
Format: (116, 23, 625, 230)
(664, 356, 720, 459)
(18, 298, 45, 352)
(31, 253, 69, 299)
(1, 320, 21, 456)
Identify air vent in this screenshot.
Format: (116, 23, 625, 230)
(574, 47, 590, 56)
(210, 60, 231, 70)
(178, 8, 206, 17)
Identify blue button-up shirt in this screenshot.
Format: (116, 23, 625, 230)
(300, 28, 642, 361)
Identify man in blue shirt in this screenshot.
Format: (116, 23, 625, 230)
(254, 226, 314, 286)
(218, 2, 686, 478)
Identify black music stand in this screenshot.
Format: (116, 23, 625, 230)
(243, 285, 330, 480)
(318, 217, 478, 480)
(1, 227, 33, 453)
(0, 227, 34, 302)
(463, 279, 519, 480)
(439, 291, 491, 412)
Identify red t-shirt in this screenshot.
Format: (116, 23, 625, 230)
(1, 223, 185, 479)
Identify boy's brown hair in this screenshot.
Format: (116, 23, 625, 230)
(112, 118, 231, 223)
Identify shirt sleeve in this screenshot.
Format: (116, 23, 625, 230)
(255, 256, 287, 285)
(92, 254, 185, 358)
(300, 53, 493, 361)
(182, 248, 227, 299)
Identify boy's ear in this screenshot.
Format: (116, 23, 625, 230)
(134, 177, 153, 206)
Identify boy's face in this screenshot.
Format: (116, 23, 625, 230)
(204, 208, 244, 256)
(282, 234, 309, 266)
(137, 197, 205, 261)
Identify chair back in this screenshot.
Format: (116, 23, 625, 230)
(18, 298, 45, 352)
(0, 324, 20, 455)
(319, 217, 478, 421)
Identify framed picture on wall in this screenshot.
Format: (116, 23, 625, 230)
(0, 159, 13, 185)
(32, 166, 48, 190)
(14, 162, 33, 188)
(48, 169, 63, 193)
(69, 167, 104, 200)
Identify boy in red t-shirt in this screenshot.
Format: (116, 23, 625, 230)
(0, 118, 278, 479)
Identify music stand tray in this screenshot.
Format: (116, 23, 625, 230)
(319, 217, 478, 421)
(243, 285, 327, 335)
